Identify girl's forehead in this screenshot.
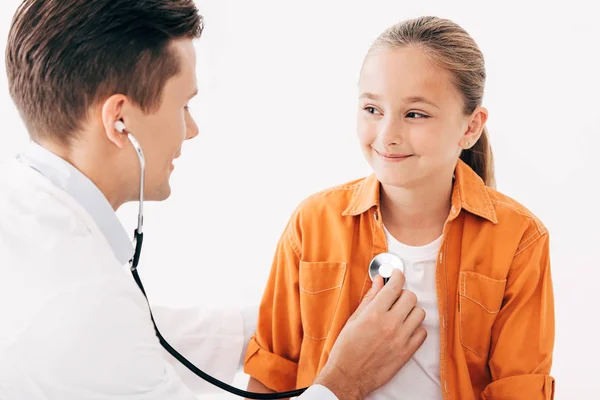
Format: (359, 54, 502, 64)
(359, 48, 457, 105)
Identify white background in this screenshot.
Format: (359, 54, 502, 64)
(1, 0, 599, 398)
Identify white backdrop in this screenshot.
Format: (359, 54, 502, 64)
(1, 1, 598, 398)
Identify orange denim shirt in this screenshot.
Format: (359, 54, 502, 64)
(244, 160, 555, 399)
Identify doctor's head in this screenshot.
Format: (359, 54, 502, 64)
(357, 16, 495, 190)
(6, 0, 203, 207)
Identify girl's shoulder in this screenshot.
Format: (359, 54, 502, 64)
(485, 186, 547, 236)
(292, 176, 372, 220)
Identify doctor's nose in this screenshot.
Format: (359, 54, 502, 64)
(185, 112, 199, 141)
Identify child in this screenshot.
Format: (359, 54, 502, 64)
(244, 16, 555, 400)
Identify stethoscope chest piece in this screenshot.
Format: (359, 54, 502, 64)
(368, 252, 405, 284)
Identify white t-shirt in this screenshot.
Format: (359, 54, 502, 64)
(367, 226, 443, 400)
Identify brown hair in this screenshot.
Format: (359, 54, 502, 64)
(368, 16, 495, 187)
(6, 0, 204, 146)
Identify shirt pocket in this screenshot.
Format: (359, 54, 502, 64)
(459, 271, 507, 358)
(299, 261, 347, 341)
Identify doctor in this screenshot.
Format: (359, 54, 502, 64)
(0, 1, 426, 399)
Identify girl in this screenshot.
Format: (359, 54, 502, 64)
(244, 16, 555, 400)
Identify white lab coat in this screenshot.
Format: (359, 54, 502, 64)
(0, 143, 334, 399)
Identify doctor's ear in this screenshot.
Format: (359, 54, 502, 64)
(101, 94, 130, 149)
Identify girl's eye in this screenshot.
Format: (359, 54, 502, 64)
(406, 112, 429, 119)
(364, 106, 381, 115)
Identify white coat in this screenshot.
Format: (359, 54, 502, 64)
(0, 142, 334, 400)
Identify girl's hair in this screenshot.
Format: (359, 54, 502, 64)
(368, 16, 495, 187)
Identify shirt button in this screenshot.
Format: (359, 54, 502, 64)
(374, 211, 379, 221)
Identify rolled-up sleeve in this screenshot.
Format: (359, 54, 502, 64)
(243, 216, 303, 392)
(482, 230, 555, 399)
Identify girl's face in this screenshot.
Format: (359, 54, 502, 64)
(357, 46, 486, 189)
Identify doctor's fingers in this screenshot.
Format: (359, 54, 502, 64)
(348, 275, 385, 322)
(398, 304, 427, 342)
(404, 326, 428, 356)
(388, 288, 419, 321)
(370, 269, 406, 313)
(387, 305, 427, 358)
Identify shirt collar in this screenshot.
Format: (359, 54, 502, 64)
(342, 159, 498, 224)
(17, 141, 135, 265)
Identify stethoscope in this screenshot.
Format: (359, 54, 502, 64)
(116, 120, 405, 399)
(368, 252, 405, 284)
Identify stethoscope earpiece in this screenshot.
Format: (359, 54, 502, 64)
(368, 252, 405, 284)
(114, 120, 127, 133)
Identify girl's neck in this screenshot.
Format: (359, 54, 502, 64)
(380, 174, 454, 246)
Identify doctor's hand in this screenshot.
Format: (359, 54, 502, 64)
(313, 270, 427, 400)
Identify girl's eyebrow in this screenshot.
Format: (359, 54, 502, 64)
(359, 92, 440, 109)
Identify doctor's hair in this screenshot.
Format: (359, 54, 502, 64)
(5, 0, 203, 146)
(367, 16, 495, 188)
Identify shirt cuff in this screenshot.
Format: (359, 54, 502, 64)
(481, 374, 555, 400)
(295, 384, 338, 400)
(239, 305, 258, 368)
(243, 336, 298, 392)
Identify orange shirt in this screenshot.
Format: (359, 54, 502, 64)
(244, 160, 555, 399)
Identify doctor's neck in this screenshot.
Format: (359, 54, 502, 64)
(39, 137, 136, 211)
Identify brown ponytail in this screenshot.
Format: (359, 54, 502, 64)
(460, 126, 495, 188)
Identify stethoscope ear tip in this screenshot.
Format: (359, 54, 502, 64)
(114, 120, 126, 133)
(368, 252, 405, 282)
